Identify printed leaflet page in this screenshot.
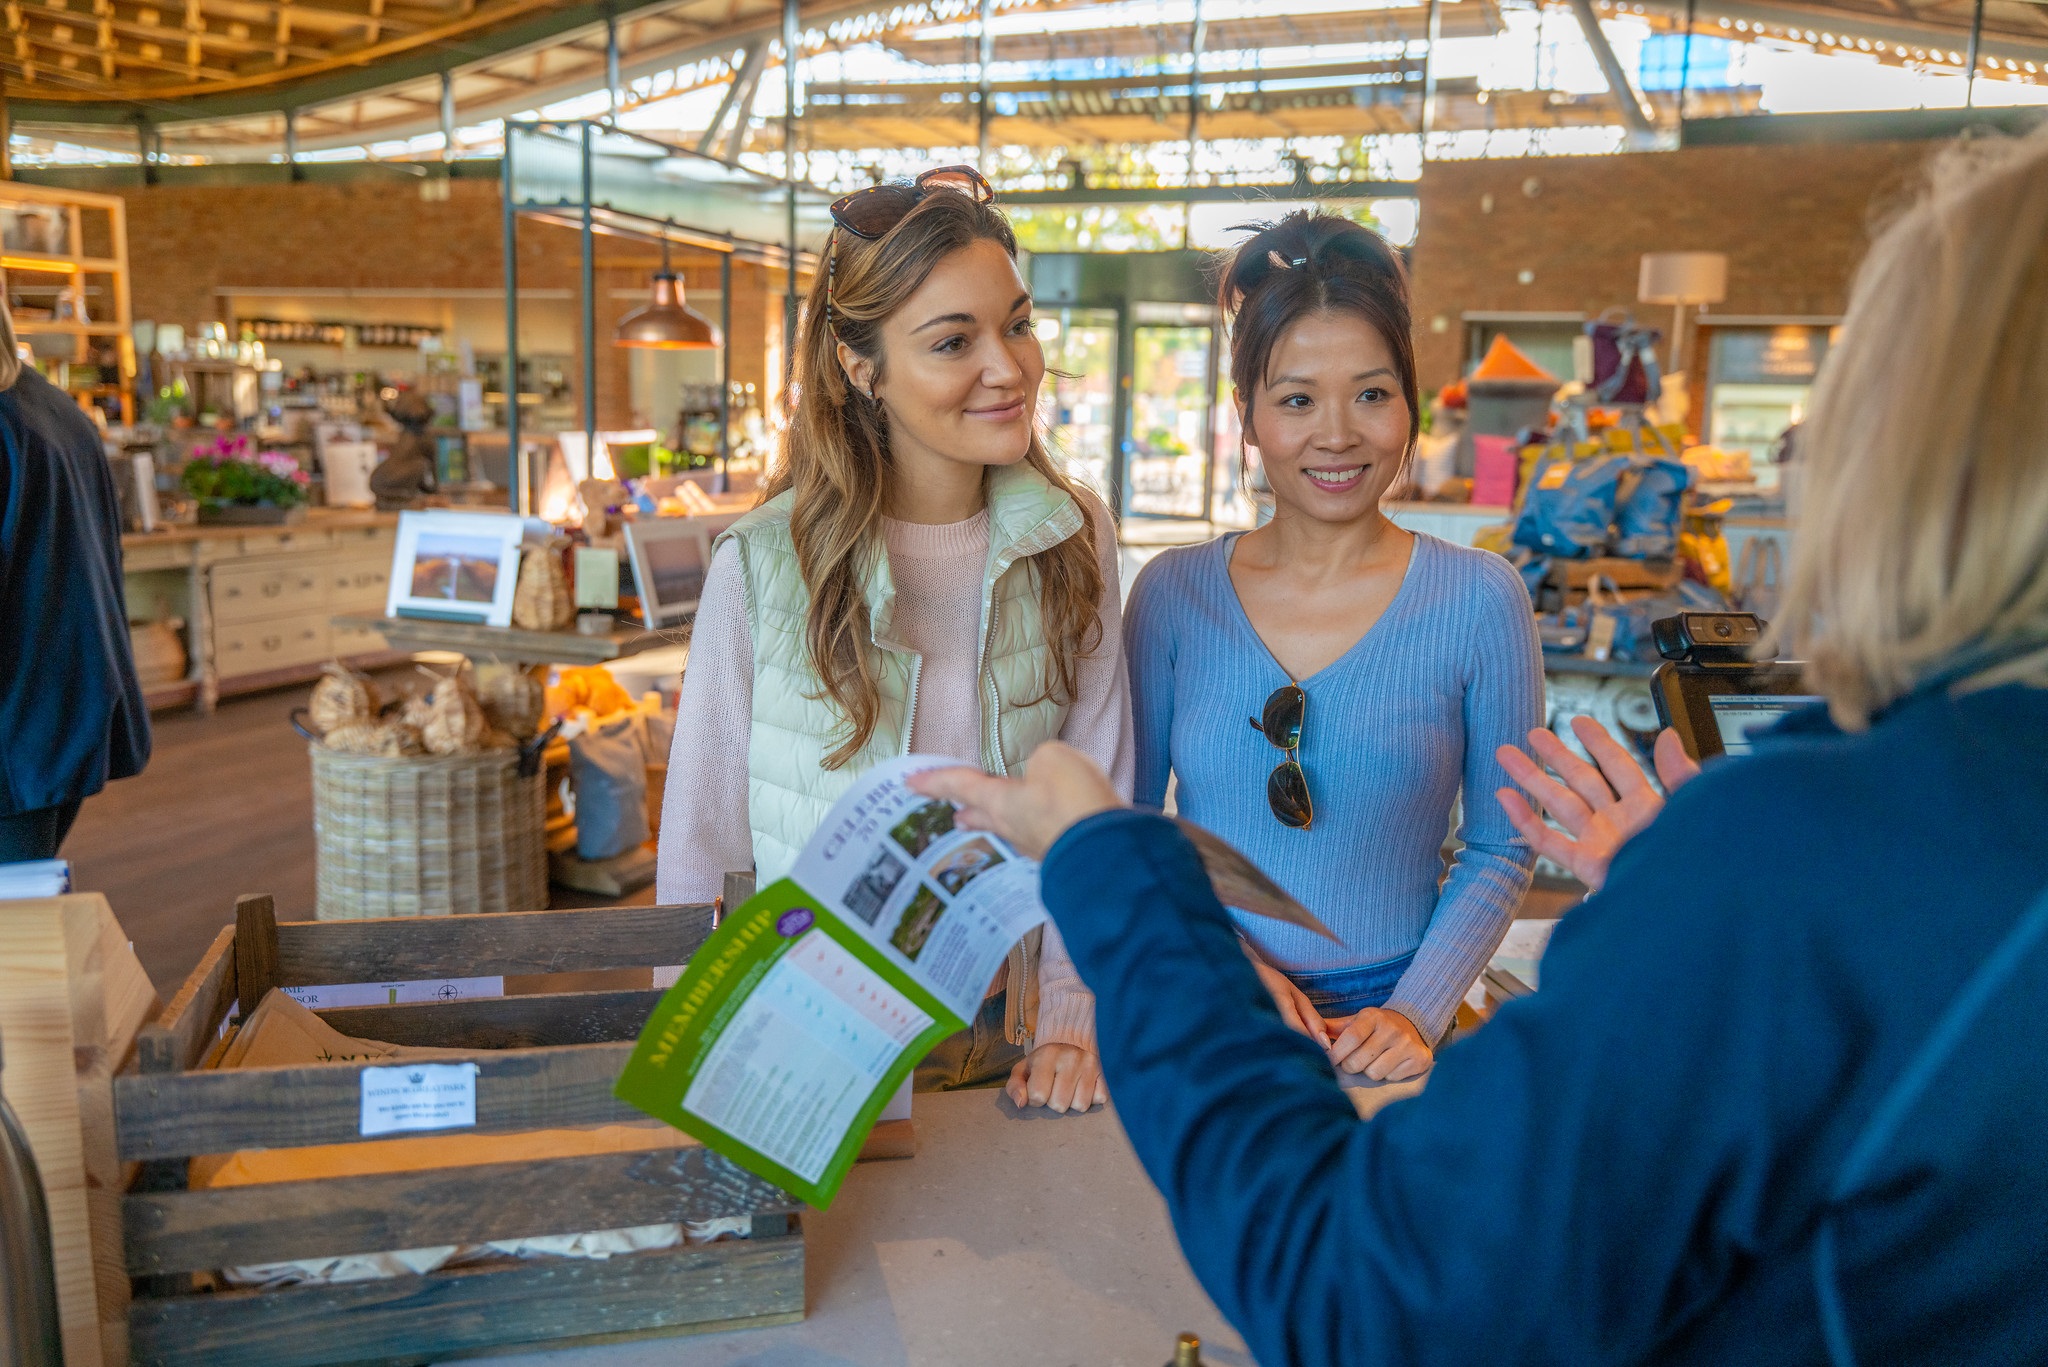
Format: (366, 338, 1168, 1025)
(790, 755, 1049, 1023)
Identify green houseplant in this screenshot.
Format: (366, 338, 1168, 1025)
(181, 435, 312, 525)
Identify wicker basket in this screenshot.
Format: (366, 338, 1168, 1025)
(310, 744, 548, 920)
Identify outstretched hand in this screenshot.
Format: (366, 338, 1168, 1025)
(1494, 718, 1701, 893)
(907, 741, 1123, 860)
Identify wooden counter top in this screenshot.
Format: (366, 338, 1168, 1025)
(122, 509, 398, 551)
(329, 614, 666, 665)
(470, 1077, 1420, 1367)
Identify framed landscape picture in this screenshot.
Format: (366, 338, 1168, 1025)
(624, 514, 737, 629)
(384, 510, 526, 626)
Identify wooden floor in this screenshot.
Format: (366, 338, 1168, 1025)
(62, 673, 644, 996)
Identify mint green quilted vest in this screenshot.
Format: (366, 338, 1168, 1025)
(715, 461, 1085, 887)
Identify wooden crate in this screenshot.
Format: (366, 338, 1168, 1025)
(1544, 555, 1684, 595)
(115, 894, 805, 1367)
(1536, 556, 1685, 615)
(0, 893, 160, 1367)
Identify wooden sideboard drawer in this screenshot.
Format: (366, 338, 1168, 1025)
(215, 615, 330, 678)
(326, 555, 393, 612)
(198, 527, 337, 562)
(122, 541, 190, 573)
(330, 619, 390, 658)
(331, 524, 397, 554)
(211, 560, 326, 623)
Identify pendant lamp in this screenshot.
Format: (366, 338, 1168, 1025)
(614, 227, 719, 350)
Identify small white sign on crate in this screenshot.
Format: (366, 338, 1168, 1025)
(360, 1061, 480, 1138)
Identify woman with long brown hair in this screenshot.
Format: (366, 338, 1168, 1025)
(655, 169, 1129, 1114)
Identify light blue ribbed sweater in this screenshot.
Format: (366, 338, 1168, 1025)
(1124, 530, 1544, 1038)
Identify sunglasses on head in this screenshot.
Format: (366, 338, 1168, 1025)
(1250, 683, 1312, 829)
(825, 166, 996, 345)
(829, 165, 996, 240)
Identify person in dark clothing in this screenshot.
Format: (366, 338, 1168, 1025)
(923, 686, 2048, 1366)
(910, 129, 2048, 1365)
(0, 305, 150, 861)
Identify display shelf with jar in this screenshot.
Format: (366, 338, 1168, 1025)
(0, 181, 137, 424)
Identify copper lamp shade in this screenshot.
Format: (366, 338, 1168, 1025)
(615, 235, 719, 349)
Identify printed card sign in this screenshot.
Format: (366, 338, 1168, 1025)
(359, 1061, 480, 1137)
(285, 976, 504, 1010)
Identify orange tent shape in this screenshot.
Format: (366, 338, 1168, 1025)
(1470, 334, 1556, 384)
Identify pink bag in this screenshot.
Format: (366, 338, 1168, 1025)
(1472, 434, 1520, 508)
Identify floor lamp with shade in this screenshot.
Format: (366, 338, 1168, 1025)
(1638, 251, 1727, 425)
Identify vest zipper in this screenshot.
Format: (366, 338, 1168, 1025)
(902, 653, 923, 756)
(982, 594, 1007, 775)
(984, 588, 1034, 1048)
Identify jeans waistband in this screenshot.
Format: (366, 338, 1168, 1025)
(1288, 951, 1416, 1015)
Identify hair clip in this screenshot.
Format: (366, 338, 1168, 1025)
(825, 229, 842, 338)
(1265, 250, 1309, 272)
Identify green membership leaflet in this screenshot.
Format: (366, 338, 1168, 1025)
(614, 756, 1046, 1208)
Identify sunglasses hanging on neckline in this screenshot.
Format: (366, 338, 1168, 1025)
(1249, 683, 1313, 829)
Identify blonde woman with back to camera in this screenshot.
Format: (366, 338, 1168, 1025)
(910, 128, 2048, 1365)
(655, 168, 1130, 1114)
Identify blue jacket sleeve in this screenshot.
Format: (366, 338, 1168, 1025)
(1042, 805, 1794, 1367)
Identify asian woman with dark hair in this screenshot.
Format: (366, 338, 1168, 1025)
(1122, 212, 1543, 1080)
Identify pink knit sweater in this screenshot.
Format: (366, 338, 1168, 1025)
(654, 495, 1134, 1053)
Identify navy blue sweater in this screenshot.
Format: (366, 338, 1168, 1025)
(0, 369, 149, 816)
(1042, 681, 2048, 1366)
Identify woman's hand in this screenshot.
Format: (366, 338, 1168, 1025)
(1494, 718, 1702, 893)
(1247, 953, 1328, 1041)
(1007, 1043, 1107, 1114)
(908, 741, 1123, 860)
(1325, 1007, 1433, 1081)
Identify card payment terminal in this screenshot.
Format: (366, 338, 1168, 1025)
(1651, 612, 1824, 761)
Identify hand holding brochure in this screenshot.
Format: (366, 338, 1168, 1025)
(613, 755, 1338, 1207)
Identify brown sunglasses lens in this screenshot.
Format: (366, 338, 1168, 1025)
(1268, 760, 1312, 830)
(1258, 684, 1305, 751)
(832, 185, 919, 239)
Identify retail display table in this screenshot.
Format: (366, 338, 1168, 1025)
(326, 613, 664, 667)
(473, 1079, 1420, 1367)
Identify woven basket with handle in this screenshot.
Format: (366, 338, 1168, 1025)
(310, 745, 548, 920)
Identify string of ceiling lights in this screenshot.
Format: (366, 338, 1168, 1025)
(1592, 0, 2042, 79)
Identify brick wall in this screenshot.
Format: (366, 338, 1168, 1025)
(1408, 139, 1938, 393)
(101, 141, 1941, 422)
(109, 177, 777, 428)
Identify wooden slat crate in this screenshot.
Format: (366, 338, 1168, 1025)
(0, 893, 161, 1367)
(115, 893, 805, 1367)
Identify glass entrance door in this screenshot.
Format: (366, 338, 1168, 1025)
(1037, 308, 1119, 506)
(1124, 321, 1219, 520)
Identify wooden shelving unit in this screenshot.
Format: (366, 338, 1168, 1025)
(0, 181, 135, 424)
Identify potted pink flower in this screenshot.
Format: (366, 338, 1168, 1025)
(181, 435, 313, 525)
